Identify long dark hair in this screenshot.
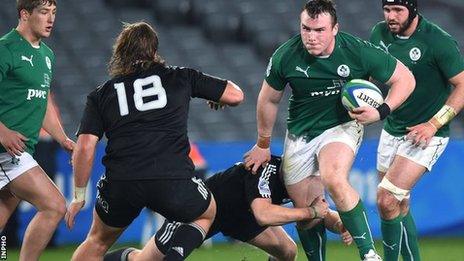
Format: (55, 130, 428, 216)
(108, 22, 165, 77)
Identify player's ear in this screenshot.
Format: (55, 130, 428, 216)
(332, 23, 339, 36)
(19, 9, 30, 21)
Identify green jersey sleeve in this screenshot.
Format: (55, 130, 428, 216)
(434, 37, 464, 80)
(0, 44, 13, 83)
(265, 51, 287, 91)
(361, 42, 397, 83)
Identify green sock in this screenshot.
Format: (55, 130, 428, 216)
(297, 223, 326, 261)
(339, 200, 375, 258)
(381, 215, 403, 261)
(401, 211, 421, 261)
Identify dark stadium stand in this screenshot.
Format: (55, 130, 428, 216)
(1, 0, 463, 140)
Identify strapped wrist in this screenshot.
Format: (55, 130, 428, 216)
(431, 105, 456, 129)
(257, 134, 271, 149)
(376, 103, 391, 120)
(310, 206, 319, 219)
(73, 186, 86, 202)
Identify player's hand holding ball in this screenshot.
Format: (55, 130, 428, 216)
(341, 79, 386, 125)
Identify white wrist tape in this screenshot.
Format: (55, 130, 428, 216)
(73, 186, 86, 202)
(433, 104, 456, 127)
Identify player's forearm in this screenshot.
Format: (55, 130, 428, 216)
(428, 76, 464, 129)
(445, 81, 464, 114)
(385, 61, 415, 111)
(42, 98, 67, 143)
(255, 204, 312, 226)
(72, 146, 95, 188)
(256, 96, 279, 141)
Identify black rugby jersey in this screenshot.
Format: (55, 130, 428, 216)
(77, 64, 227, 180)
(206, 156, 288, 220)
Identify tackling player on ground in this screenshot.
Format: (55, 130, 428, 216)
(0, 1, 75, 260)
(105, 156, 353, 261)
(370, 1, 464, 260)
(244, 0, 416, 260)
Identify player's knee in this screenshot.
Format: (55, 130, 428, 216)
(87, 234, 112, 254)
(43, 196, 67, 219)
(275, 240, 297, 261)
(400, 199, 410, 216)
(321, 176, 346, 197)
(377, 189, 400, 214)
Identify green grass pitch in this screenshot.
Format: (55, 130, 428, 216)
(5, 238, 464, 260)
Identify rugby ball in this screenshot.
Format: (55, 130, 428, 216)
(341, 79, 384, 111)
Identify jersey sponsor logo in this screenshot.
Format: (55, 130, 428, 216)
(295, 66, 310, 78)
(45, 56, 52, 71)
(41, 73, 51, 89)
(26, 89, 47, 100)
(266, 57, 273, 77)
(21, 55, 33, 67)
(310, 80, 345, 97)
(379, 40, 392, 53)
(409, 47, 421, 62)
(337, 64, 350, 78)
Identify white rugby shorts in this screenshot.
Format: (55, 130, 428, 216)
(377, 129, 449, 172)
(282, 121, 363, 185)
(0, 152, 38, 189)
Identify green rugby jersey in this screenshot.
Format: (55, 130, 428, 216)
(265, 32, 397, 139)
(370, 16, 464, 137)
(0, 29, 54, 154)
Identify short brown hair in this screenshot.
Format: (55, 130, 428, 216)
(17, 0, 57, 18)
(108, 22, 165, 77)
(303, 0, 338, 26)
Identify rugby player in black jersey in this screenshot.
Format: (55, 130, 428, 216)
(64, 22, 244, 261)
(105, 156, 352, 261)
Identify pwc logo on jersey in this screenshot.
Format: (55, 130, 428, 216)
(26, 89, 47, 100)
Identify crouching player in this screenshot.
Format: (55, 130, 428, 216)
(105, 156, 352, 261)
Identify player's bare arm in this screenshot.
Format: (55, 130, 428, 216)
(250, 195, 329, 226)
(207, 80, 244, 110)
(351, 60, 415, 124)
(65, 134, 99, 229)
(407, 71, 464, 147)
(244, 80, 283, 173)
(42, 94, 75, 153)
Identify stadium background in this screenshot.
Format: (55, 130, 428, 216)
(1, 0, 464, 260)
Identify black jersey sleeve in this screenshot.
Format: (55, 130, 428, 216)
(244, 165, 273, 204)
(244, 157, 283, 204)
(76, 90, 104, 139)
(188, 69, 227, 102)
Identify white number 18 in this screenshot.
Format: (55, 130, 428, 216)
(114, 75, 167, 116)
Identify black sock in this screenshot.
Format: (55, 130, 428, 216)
(104, 247, 135, 261)
(164, 223, 205, 261)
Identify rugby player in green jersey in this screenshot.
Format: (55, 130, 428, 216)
(0, 1, 74, 260)
(245, 0, 416, 260)
(370, 1, 464, 260)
